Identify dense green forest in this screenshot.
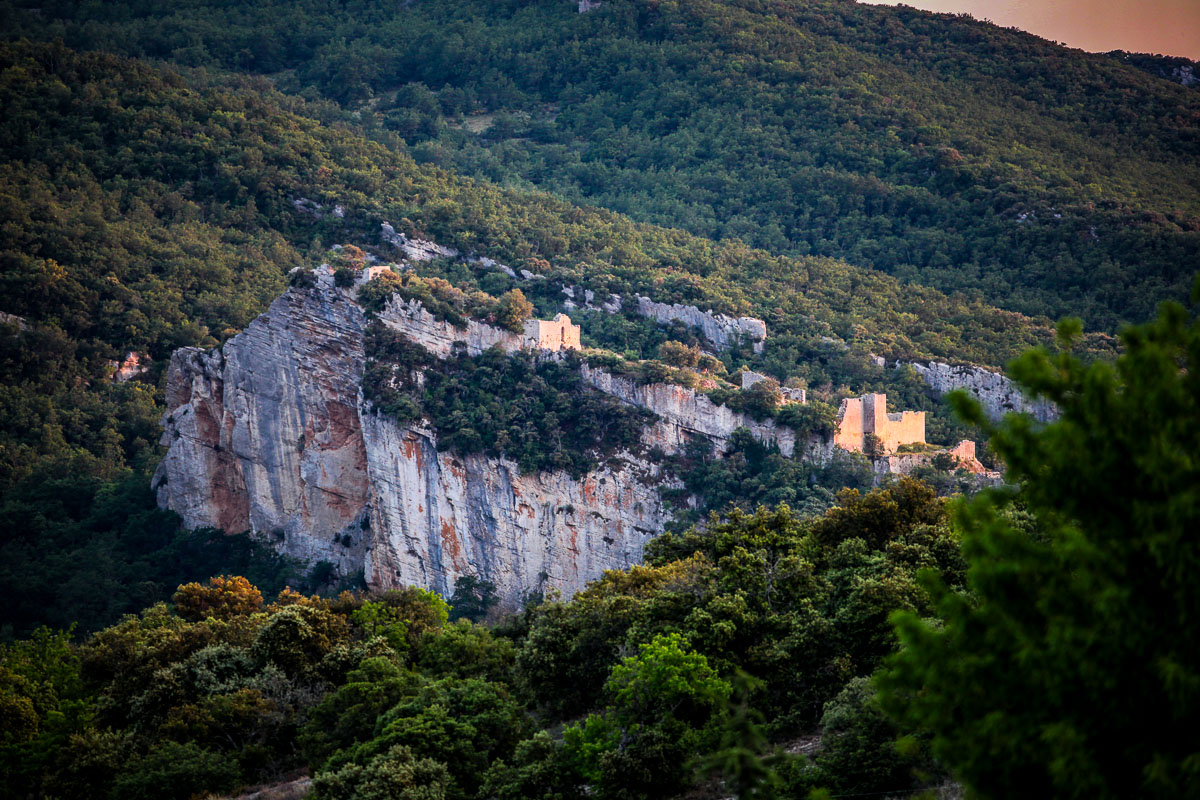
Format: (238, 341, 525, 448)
(4, 298, 1197, 799)
(2, 39, 1090, 490)
(1113, 51, 1200, 90)
(4, 0, 1198, 330)
(0, 0, 1196, 793)
(0, 38, 1077, 641)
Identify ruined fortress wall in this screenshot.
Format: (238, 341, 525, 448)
(523, 314, 580, 351)
(835, 397, 865, 451)
(836, 394, 924, 453)
(879, 411, 925, 452)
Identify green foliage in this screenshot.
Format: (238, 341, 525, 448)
(0, 473, 973, 799)
(352, 602, 414, 656)
(0, 38, 1107, 583)
(2, 21, 1195, 799)
(879, 300, 1200, 798)
(813, 677, 927, 795)
(414, 620, 515, 684)
(448, 576, 498, 623)
(111, 740, 240, 800)
(365, 338, 653, 477)
(662, 430, 874, 524)
(564, 634, 731, 800)
(330, 677, 530, 800)
(605, 632, 731, 727)
(312, 744, 450, 800)
(701, 672, 784, 800)
(359, 271, 496, 327)
(12, 0, 1197, 333)
(0, 627, 91, 796)
(0, 471, 303, 639)
(774, 401, 838, 439)
(495, 288, 533, 332)
(300, 656, 423, 769)
(521, 481, 960, 748)
(481, 730, 582, 800)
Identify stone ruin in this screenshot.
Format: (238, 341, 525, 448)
(523, 313, 581, 352)
(835, 393, 925, 454)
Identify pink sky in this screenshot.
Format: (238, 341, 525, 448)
(859, 0, 1200, 58)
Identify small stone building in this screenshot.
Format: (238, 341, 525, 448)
(835, 393, 925, 453)
(524, 313, 581, 351)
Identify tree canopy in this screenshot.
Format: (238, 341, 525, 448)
(880, 294, 1200, 798)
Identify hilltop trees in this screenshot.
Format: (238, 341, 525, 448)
(880, 296, 1200, 798)
(496, 289, 533, 332)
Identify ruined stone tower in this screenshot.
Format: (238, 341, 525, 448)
(835, 393, 925, 453)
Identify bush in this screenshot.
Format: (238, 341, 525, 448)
(112, 741, 239, 800)
(312, 745, 450, 800)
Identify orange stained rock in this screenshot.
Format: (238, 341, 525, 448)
(440, 519, 465, 571)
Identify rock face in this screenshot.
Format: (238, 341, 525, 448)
(906, 361, 1058, 423)
(579, 366, 824, 460)
(156, 267, 793, 605)
(635, 296, 767, 353)
(380, 223, 459, 262)
(869, 439, 1000, 485)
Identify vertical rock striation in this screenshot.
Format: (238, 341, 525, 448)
(155, 267, 680, 604)
(578, 365, 828, 459)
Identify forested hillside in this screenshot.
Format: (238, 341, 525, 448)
(0, 0, 1197, 796)
(5, 0, 1198, 329)
(4, 301, 1197, 799)
(0, 40, 1090, 638)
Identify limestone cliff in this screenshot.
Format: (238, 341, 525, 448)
(579, 366, 823, 459)
(154, 266, 804, 604)
(635, 296, 767, 353)
(906, 361, 1058, 423)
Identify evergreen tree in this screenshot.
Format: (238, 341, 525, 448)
(879, 291, 1200, 798)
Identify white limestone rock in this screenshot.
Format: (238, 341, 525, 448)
(155, 276, 672, 604)
(635, 296, 767, 353)
(906, 361, 1058, 423)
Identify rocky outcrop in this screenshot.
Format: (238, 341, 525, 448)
(636, 296, 767, 353)
(579, 366, 828, 460)
(870, 439, 999, 484)
(562, 285, 623, 314)
(380, 223, 459, 262)
(0, 311, 28, 330)
(376, 294, 527, 357)
(906, 361, 1058, 423)
(154, 267, 677, 605)
(109, 351, 151, 382)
